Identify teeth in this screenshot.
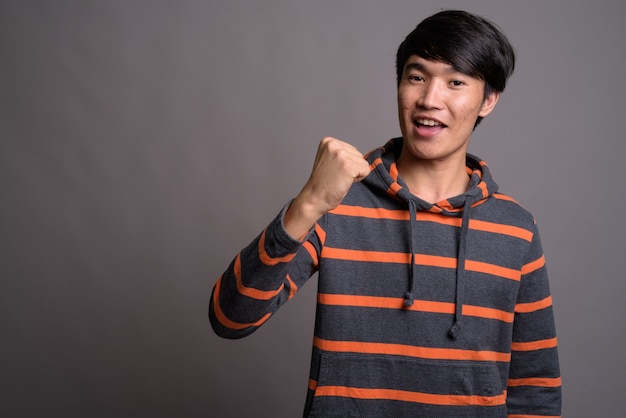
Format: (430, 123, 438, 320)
(417, 118, 441, 126)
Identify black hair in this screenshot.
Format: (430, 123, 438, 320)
(395, 10, 516, 125)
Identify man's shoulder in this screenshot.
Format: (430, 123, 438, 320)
(480, 192, 537, 229)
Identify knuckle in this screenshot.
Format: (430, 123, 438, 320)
(321, 136, 336, 146)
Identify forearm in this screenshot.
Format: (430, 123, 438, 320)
(283, 192, 326, 241)
(209, 204, 319, 338)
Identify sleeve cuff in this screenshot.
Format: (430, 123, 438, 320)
(265, 200, 315, 255)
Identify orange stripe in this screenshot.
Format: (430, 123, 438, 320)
(303, 241, 318, 267)
(387, 181, 403, 196)
(465, 260, 521, 281)
(369, 157, 383, 171)
(314, 337, 510, 362)
(318, 294, 514, 322)
(428, 205, 444, 214)
(478, 181, 488, 199)
(463, 304, 514, 322)
(308, 378, 317, 391)
(322, 247, 411, 263)
(390, 161, 399, 181)
(507, 376, 561, 387)
(286, 274, 298, 299)
(258, 229, 297, 266)
(323, 247, 521, 281)
(322, 248, 452, 267)
(469, 219, 533, 242)
(330, 205, 409, 220)
(493, 193, 519, 204)
(314, 385, 506, 406)
(330, 205, 532, 241)
(521, 255, 545, 275)
(234, 253, 284, 300)
(511, 337, 558, 352)
(319, 293, 404, 309)
(515, 296, 552, 313)
(212, 277, 272, 330)
(315, 223, 327, 245)
(415, 253, 457, 268)
(421, 213, 528, 242)
(438, 199, 454, 211)
(417, 211, 459, 225)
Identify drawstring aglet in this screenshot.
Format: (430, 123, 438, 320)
(448, 322, 461, 340)
(403, 292, 415, 308)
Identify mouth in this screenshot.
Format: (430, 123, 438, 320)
(414, 117, 447, 128)
(411, 117, 447, 138)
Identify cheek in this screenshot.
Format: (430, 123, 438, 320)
(456, 99, 484, 123)
(397, 95, 412, 115)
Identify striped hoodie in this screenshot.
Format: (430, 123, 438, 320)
(210, 138, 562, 417)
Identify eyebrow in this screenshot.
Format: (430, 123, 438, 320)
(403, 61, 457, 75)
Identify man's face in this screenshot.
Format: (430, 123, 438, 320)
(397, 56, 499, 164)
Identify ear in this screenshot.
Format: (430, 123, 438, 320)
(478, 90, 500, 118)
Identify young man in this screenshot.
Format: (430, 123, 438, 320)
(210, 10, 561, 417)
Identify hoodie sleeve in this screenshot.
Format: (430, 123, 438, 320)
(506, 223, 562, 417)
(209, 203, 322, 339)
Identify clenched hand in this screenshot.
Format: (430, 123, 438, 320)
(284, 137, 371, 240)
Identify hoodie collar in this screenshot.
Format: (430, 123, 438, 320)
(363, 138, 498, 340)
(364, 138, 498, 211)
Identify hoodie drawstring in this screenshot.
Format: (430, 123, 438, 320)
(448, 197, 472, 340)
(404, 200, 418, 307)
(363, 140, 491, 341)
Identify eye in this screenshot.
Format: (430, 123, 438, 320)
(408, 75, 424, 83)
(450, 80, 465, 87)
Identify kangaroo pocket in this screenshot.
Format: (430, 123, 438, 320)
(308, 352, 507, 418)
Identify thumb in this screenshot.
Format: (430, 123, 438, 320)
(353, 158, 372, 183)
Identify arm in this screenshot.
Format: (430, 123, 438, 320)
(209, 137, 371, 338)
(209, 205, 321, 339)
(506, 224, 562, 417)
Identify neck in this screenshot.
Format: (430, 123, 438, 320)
(397, 153, 469, 204)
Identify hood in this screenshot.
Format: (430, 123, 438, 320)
(362, 138, 499, 340)
(363, 138, 498, 211)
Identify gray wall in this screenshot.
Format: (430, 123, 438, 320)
(2, 1, 624, 417)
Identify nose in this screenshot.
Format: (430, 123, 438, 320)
(417, 80, 444, 109)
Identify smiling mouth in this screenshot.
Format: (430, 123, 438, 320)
(415, 118, 446, 128)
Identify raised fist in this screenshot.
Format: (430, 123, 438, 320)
(283, 137, 371, 239)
